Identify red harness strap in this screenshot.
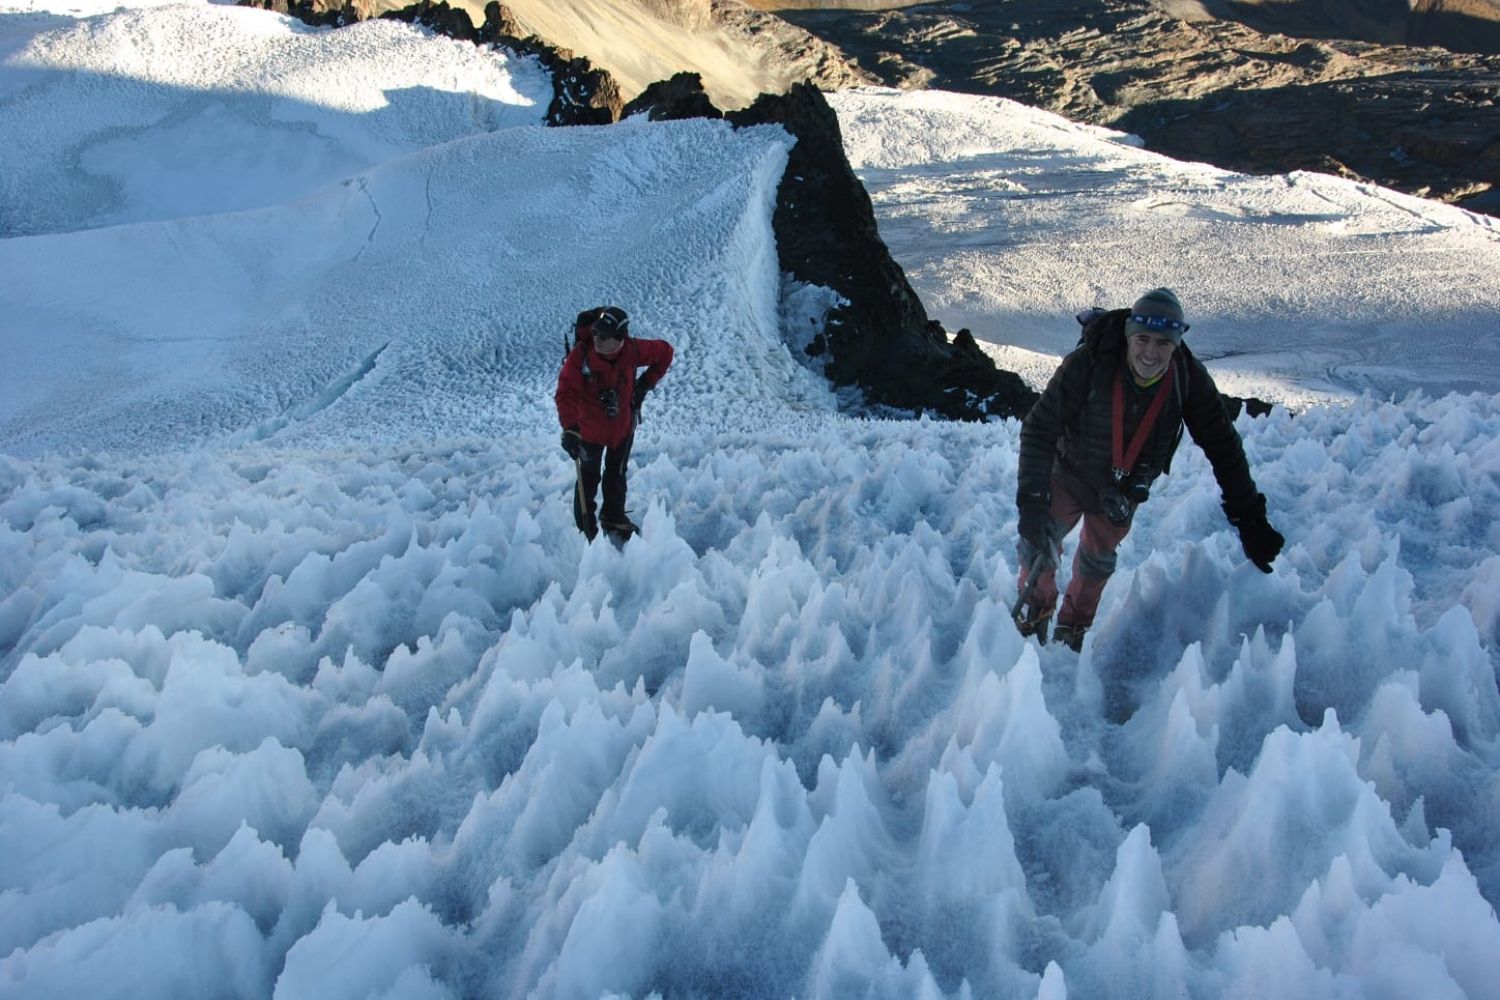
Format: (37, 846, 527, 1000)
(1111, 361, 1176, 481)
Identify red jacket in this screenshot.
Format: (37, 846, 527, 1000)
(555, 336, 673, 448)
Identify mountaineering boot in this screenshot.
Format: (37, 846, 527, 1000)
(1052, 622, 1088, 652)
(602, 516, 639, 544)
(1015, 608, 1052, 644)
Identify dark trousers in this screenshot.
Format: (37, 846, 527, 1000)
(572, 433, 633, 538)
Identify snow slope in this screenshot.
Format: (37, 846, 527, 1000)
(1, 116, 815, 455)
(3, 3, 1500, 999)
(1, 3, 834, 456)
(0, 3, 553, 236)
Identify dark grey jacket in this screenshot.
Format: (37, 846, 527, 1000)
(1017, 309, 1261, 517)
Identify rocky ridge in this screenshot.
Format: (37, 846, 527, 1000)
(778, 0, 1500, 215)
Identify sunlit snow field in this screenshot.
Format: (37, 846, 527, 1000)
(827, 88, 1500, 407)
(3, 3, 1499, 999)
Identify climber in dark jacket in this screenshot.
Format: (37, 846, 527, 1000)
(1014, 288, 1284, 650)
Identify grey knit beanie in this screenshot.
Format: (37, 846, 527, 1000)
(1124, 287, 1188, 344)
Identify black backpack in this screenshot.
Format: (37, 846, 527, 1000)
(566, 307, 605, 358)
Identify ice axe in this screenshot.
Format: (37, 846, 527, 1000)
(1011, 550, 1051, 625)
(572, 454, 598, 541)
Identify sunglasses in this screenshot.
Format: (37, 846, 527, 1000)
(1129, 313, 1189, 334)
(593, 330, 624, 344)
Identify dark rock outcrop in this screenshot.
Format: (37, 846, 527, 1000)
(622, 73, 724, 121)
(381, 0, 482, 40)
(239, 0, 371, 27)
(728, 85, 1037, 420)
(779, 0, 1500, 216)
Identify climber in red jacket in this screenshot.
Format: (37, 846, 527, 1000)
(555, 305, 673, 542)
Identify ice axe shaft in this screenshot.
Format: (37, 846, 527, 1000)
(573, 455, 597, 538)
(1011, 550, 1050, 621)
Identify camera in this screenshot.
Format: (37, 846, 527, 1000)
(1099, 486, 1132, 525)
(598, 387, 619, 418)
(1100, 469, 1153, 525)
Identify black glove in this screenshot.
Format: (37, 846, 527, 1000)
(1017, 492, 1056, 570)
(632, 381, 651, 410)
(561, 427, 583, 460)
(1225, 494, 1284, 573)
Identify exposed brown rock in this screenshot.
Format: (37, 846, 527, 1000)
(470, 2, 622, 125)
(475, 0, 871, 109)
(635, 0, 715, 31)
(709, 0, 878, 94)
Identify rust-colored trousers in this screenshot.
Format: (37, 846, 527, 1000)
(1018, 474, 1133, 629)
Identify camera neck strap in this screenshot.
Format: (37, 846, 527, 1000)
(1111, 361, 1175, 482)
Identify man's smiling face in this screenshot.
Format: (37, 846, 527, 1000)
(1127, 331, 1176, 382)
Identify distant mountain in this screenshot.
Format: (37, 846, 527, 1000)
(753, 0, 1500, 53)
(775, 0, 1500, 215)
(1208, 0, 1500, 55)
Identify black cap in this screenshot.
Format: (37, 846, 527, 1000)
(1124, 288, 1188, 344)
(592, 306, 629, 340)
